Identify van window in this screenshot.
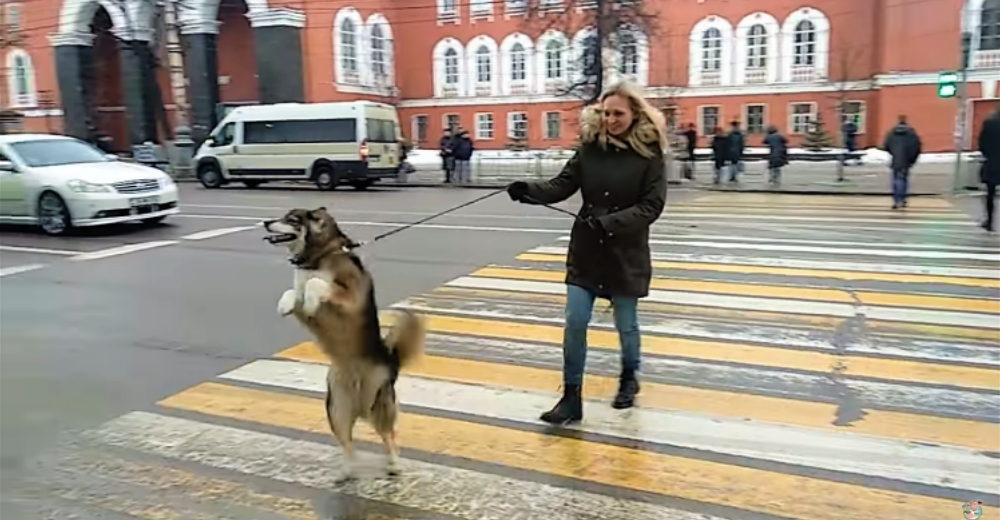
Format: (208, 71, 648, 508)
(244, 119, 357, 144)
(214, 123, 235, 146)
(366, 118, 398, 143)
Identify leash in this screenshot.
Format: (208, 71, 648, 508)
(346, 188, 508, 250)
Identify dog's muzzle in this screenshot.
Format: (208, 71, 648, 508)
(264, 233, 297, 245)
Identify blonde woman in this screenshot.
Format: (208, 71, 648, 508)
(506, 82, 668, 424)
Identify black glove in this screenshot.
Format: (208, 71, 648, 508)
(583, 216, 604, 231)
(507, 181, 529, 202)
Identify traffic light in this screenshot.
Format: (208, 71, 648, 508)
(937, 71, 958, 98)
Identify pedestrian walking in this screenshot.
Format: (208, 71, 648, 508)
(881, 115, 922, 209)
(710, 126, 729, 184)
(505, 81, 668, 425)
(764, 125, 789, 185)
(439, 129, 455, 183)
(977, 108, 1000, 232)
(683, 123, 697, 179)
(451, 128, 475, 184)
(727, 121, 745, 182)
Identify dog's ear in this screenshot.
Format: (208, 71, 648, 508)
(307, 207, 327, 220)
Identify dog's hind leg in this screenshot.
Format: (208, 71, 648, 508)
(378, 427, 400, 476)
(302, 278, 332, 317)
(326, 379, 359, 483)
(371, 384, 401, 476)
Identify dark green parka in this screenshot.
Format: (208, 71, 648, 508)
(521, 105, 668, 298)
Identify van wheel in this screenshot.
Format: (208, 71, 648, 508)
(314, 166, 339, 191)
(351, 180, 373, 191)
(198, 163, 224, 189)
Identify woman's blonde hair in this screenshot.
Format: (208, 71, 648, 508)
(579, 81, 668, 159)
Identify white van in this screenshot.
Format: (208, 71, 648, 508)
(193, 101, 402, 191)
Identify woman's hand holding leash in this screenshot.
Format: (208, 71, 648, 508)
(506, 181, 529, 203)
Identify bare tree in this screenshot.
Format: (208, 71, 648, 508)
(826, 44, 876, 181)
(520, 0, 659, 106)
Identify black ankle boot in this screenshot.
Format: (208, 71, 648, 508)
(540, 384, 583, 425)
(612, 370, 640, 409)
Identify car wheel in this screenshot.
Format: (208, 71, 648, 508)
(314, 166, 338, 191)
(38, 191, 71, 236)
(143, 216, 167, 225)
(198, 163, 224, 189)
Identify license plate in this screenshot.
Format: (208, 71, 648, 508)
(129, 196, 159, 207)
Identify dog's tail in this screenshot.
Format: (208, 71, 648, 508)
(384, 309, 426, 368)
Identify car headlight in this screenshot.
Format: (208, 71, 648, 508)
(159, 176, 175, 188)
(67, 179, 114, 193)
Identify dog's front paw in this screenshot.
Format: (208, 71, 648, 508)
(302, 278, 331, 316)
(277, 289, 298, 316)
(386, 458, 401, 477)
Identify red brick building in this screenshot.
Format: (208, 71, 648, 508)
(3, 0, 999, 152)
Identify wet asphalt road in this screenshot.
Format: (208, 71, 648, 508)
(0, 183, 997, 520)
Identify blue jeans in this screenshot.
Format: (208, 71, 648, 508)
(892, 167, 910, 206)
(562, 284, 641, 386)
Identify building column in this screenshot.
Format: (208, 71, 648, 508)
(248, 8, 306, 104)
(114, 27, 158, 146)
(180, 20, 221, 143)
(49, 32, 95, 140)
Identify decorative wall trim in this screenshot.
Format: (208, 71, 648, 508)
(180, 19, 221, 35)
(47, 31, 95, 47)
(876, 69, 1000, 86)
(247, 8, 306, 29)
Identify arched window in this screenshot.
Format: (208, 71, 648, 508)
(581, 33, 598, 79)
(701, 28, 722, 72)
(980, 0, 1000, 51)
(340, 19, 357, 73)
(444, 48, 459, 85)
(5, 49, 35, 107)
(371, 24, 386, 79)
(476, 45, 491, 83)
(747, 24, 767, 69)
(793, 20, 815, 66)
(14, 55, 29, 98)
(545, 39, 563, 79)
(618, 32, 638, 75)
(511, 42, 526, 81)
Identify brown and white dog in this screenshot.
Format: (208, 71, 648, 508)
(263, 207, 425, 481)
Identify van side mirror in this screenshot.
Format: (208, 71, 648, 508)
(0, 160, 16, 172)
(205, 135, 217, 146)
(105, 154, 119, 161)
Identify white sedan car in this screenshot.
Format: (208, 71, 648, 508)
(0, 134, 180, 235)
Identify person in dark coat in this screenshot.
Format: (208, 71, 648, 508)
(683, 123, 697, 179)
(763, 125, 789, 185)
(727, 120, 745, 181)
(881, 115, 922, 209)
(978, 108, 1000, 232)
(842, 120, 858, 164)
(710, 126, 729, 184)
(439, 129, 455, 183)
(451, 129, 475, 183)
(506, 81, 668, 425)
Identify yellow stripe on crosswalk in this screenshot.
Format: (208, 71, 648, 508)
(378, 311, 998, 390)
(431, 286, 1000, 342)
(516, 253, 1000, 289)
(471, 267, 998, 314)
(277, 342, 1000, 451)
(158, 381, 963, 520)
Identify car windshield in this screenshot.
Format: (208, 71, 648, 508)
(10, 139, 111, 168)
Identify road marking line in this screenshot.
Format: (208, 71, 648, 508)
(71, 241, 178, 261)
(180, 226, 258, 241)
(156, 382, 965, 520)
(473, 266, 998, 314)
(0, 245, 83, 256)
(445, 276, 1000, 330)
(219, 358, 999, 494)
(88, 411, 730, 520)
(522, 248, 1000, 284)
(0, 263, 46, 277)
(279, 342, 1000, 451)
(620, 234, 999, 252)
(555, 237, 1000, 262)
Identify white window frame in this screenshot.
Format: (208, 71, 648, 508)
(701, 28, 722, 72)
(743, 103, 767, 134)
(789, 102, 817, 135)
(5, 49, 37, 108)
(697, 105, 721, 137)
(544, 111, 561, 139)
(475, 112, 494, 139)
(438, 0, 459, 22)
(508, 112, 528, 139)
(443, 113, 461, 132)
(840, 100, 866, 134)
(411, 115, 428, 143)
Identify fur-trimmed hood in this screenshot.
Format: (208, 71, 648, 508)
(578, 104, 669, 159)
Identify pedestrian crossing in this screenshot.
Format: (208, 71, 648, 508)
(19, 193, 1000, 520)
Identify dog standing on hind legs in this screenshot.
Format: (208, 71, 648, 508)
(263, 207, 426, 482)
